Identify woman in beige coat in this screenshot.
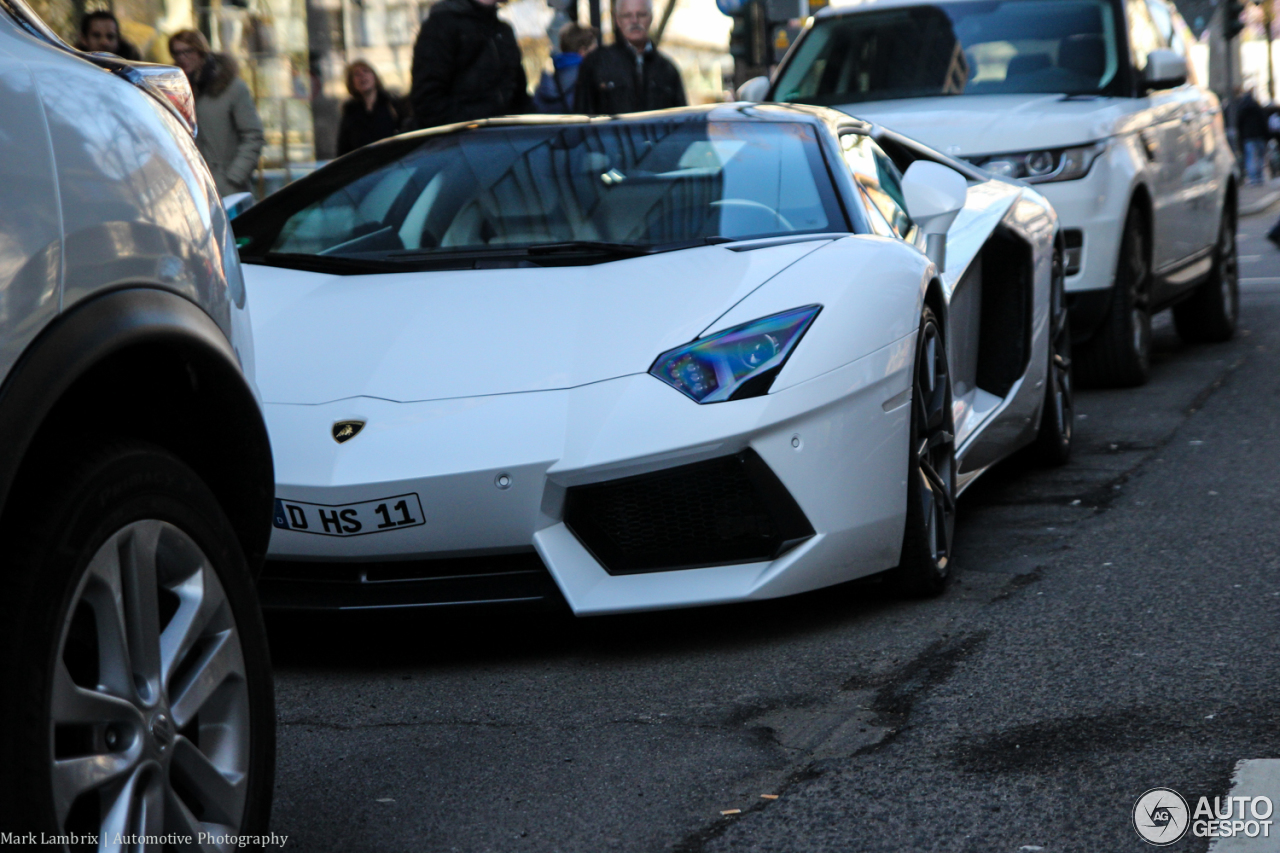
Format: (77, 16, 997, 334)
(168, 30, 264, 196)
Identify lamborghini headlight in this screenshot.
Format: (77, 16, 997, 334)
(649, 305, 821, 404)
(969, 141, 1107, 184)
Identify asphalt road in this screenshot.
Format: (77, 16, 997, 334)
(266, 214, 1280, 852)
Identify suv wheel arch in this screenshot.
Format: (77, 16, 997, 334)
(0, 286, 274, 570)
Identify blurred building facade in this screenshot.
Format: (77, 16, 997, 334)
(29, 0, 316, 181)
(28, 0, 730, 170)
(311, 0, 732, 158)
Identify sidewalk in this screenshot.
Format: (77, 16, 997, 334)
(1239, 176, 1280, 216)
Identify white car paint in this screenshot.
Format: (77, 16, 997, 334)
(830, 90, 1228, 294)
(247, 167, 1049, 612)
(243, 107, 1060, 615)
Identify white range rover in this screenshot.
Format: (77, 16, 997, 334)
(747, 0, 1238, 387)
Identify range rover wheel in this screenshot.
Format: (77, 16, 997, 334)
(1173, 204, 1239, 344)
(0, 444, 274, 847)
(892, 307, 956, 597)
(1075, 209, 1152, 388)
(1035, 246, 1074, 466)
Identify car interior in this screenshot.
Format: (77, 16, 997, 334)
(265, 122, 841, 259)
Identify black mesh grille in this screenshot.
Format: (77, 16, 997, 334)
(563, 449, 813, 575)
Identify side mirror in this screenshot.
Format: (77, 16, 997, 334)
(222, 191, 255, 220)
(901, 160, 968, 272)
(1145, 49, 1187, 89)
(736, 76, 771, 102)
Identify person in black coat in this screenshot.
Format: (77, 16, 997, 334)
(408, 0, 532, 130)
(574, 0, 686, 115)
(1238, 90, 1269, 185)
(337, 60, 402, 156)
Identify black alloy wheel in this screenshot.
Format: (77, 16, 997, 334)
(1173, 203, 1239, 343)
(1035, 246, 1074, 466)
(893, 306, 956, 597)
(1075, 210, 1152, 387)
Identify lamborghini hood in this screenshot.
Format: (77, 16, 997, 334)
(244, 240, 829, 405)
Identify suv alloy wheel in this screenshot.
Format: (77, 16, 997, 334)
(0, 444, 274, 845)
(1075, 209, 1152, 388)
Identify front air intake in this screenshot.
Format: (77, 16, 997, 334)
(563, 449, 814, 575)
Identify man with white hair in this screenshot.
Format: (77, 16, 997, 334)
(575, 0, 687, 114)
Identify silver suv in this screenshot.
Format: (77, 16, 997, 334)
(0, 0, 276, 844)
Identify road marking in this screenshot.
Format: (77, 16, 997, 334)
(1207, 759, 1280, 851)
(1241, 277, 1280, 284)
(1239, 254, 1263, 262)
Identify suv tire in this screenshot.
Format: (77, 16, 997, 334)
(1075, 209, 1152, 388)
(0, 443, 274, 843)
(1173, 205, 1239, 344)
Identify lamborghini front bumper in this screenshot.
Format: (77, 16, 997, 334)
(262, 335, 915, 615)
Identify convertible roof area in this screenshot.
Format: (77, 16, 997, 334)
(392, 103, 872, 144)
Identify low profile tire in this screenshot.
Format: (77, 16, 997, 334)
(1035, 246, 1074, 466)
(0, 444, 274, 848)
(1173, 204, 1239, 344)
(892, 307, 956, 598)
(1075, 209, 1152, 388)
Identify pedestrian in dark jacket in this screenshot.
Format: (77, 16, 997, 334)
(533, 23, 597, 113)
(574, 0, 686, 115)
(408, 0, 532, 130)
(1238, 90, 1269, 185)
(338, 60, 402, 155)
(77, 11, 141, 60)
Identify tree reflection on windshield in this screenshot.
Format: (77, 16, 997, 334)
(235, 120, 846, 263)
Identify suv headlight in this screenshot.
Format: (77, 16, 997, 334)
(649, 305, 821, 403)
(968, 141, 1107, 183)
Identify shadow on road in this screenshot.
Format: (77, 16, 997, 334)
(264, 570, 904, 672)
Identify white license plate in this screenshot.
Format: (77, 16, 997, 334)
(272, 494, 425, 537)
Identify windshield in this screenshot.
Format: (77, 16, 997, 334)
(234, 120, 846, 265)
(773, 0, 1125, 105)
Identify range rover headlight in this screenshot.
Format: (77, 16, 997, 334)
(649, 305, 821, 403)
(968, 141, 1107, 183)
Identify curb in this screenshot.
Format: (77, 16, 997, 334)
(1239, 189, 1280, 217)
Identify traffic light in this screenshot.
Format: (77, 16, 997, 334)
(1225, 0, 1247, 40)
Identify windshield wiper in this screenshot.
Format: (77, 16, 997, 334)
(529, 236, 736, 254)
(526, 240, 656, 257)
(253, 237, 741, 273)
(247, 252, 404, 275)
(381, 242, 648, 260)
(390, 237, 733, 262)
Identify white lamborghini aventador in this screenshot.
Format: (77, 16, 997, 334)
(233, 103, 1071, 615)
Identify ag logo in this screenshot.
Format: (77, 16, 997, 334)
(1134, 787, 1190, 845)
(332, 420, 365, 444)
